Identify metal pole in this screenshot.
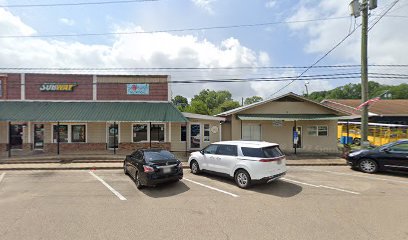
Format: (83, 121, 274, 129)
(346, 121, 350, 144)
(149, 122, 152, 148)
(240, 120, 243, 139)
(294, 120, 297, 155)
(57, 121, 60, 155)
(361, 0, 369, 148)
(113, 122, 116, 155)
(8, 121, 11, 158)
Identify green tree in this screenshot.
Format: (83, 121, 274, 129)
(244, 96, 263, 105)
(185, 89, 240, 115)
(172, 95, 189, 111)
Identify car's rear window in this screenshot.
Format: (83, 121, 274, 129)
(144, 150, 175, 162)
(241, 146, 284, 158)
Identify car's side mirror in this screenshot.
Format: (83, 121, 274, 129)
(200, 150, 205, 155)
(383, 148, 391, 153)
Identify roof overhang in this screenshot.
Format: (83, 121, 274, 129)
(182, 112, 225, 121)
(0, 101, 188, 122)
(237, 114, 358, 121)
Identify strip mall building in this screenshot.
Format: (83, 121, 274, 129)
(0, 73, 224, 157)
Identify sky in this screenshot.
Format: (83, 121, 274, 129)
(0, 0, 407, 101)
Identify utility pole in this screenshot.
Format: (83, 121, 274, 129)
(361, 0, 369, 148)
(350, 0, 377, 148)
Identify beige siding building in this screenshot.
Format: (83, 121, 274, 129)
(217, 93, 348, 154)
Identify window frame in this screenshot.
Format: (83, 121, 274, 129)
(150, 123, 166, 142)
(71, 124, 87, 143)
(52, 123, 88, 143)
(203, 124, 210, 142)
(132, 123, 149, 143)
(307, 125, 328, 136)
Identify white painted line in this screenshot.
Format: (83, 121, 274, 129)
(303, 168, 408, 185)
(0, 173, 5, 184)
(89, 171, 127, 201)
(183, 178, 239, 198)
(282, 177, 360, 195)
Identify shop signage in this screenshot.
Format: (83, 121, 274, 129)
(272, 120, 283, 127)
(39, 83, 78, 92)
(127, 84, 149, 95)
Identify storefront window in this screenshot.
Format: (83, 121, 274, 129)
(133, 124, 148, 142)
(204, 124, 210, 142)
(307, 126, 328, 136)
(53, 125, 68, 143)
(180, 125, 186, 141)
(72, 125, 86, 142)
(150, 124, 165, 142)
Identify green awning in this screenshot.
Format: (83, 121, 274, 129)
(0, 101, 188, 122)
(237, 114, 353, 121)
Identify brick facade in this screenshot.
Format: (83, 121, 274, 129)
(119, 142, 171, 151)
(4, 74, 20, 100)
(44, 143, 107, 153)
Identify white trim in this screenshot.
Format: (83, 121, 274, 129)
(93, 75, 97, 101)
(169, 122, 172, 143)
(21, 73, 25, 100)
(51, 123, 88, 143)
(167, 75, 171, 102)
(182, 112, 225, 121)
(27, 121, 31, 143)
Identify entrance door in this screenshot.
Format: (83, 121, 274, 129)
(293, 126, 302, 148)
(190, 124, 201, 149)
(10, 124, 23, 149)
(108, 123, 119, 149)
(33, 124, 44, 149)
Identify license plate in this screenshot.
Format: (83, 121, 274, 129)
(163, 167, 171, 174)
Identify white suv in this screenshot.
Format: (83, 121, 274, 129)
(188, 141, 287, 188)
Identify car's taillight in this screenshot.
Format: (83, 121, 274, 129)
(259, 157, 284, 162)
(143, 165, 155, 173)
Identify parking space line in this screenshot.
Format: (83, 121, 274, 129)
(183, 178, 239, 198)
(89, 171, 127, 201)
(282, 177, 360, 195)
(303, 168, 408, 185)
(0, 173, 5, 185)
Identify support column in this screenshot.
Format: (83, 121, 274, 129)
(113, 122, 117, 155)
(293, 120, 297, 155)
(149, 122, 152, 148)
(57, 122, 60, 155)
(8, 121, 11, 158)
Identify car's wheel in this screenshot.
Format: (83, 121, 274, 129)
(134, 171, 144, 189)
(123, 161, 128, 175)
(190, 160, 201, 174)
(359, 159, 378, 173)
(235, 169, 251, 189)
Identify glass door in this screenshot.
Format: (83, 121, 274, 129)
(10, 124, 23, 149)
(34, 124, 44, 149)
(108, 123, 119, 149)
(190, 124, 201, 149)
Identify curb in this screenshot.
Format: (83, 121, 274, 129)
(0, 163, 347, 171)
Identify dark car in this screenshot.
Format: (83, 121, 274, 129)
(346, 140, 408, 173)
(124, 149, 183, 189)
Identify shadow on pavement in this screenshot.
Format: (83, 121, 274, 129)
(194, 172, 302, 198)
(140, 181, 190, 198)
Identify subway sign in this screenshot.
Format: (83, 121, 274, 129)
(39, 83, 78, 92)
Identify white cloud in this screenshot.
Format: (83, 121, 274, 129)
(191, 0, 216, 14)
(0, 8, 282, 99)
(286, 0, 408, 85)
(59, 18, 75, 26)
(265, 1, 277, 9)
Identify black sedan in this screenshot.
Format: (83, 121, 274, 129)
(124, 149, 183, 189)
(346, 139, 408, 173)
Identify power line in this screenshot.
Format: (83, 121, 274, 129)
(0, 17, 350, 39)
(2, 64, 408, 71)
(267, 25, 362, 98)
(0, 0, 159, 8)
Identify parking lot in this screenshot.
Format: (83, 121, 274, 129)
(0, 166, 407, 240)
